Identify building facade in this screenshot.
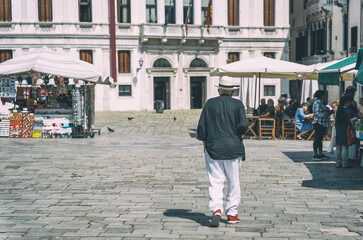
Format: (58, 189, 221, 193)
(290, 0, 359, 103)
(0, 0, 290, 111)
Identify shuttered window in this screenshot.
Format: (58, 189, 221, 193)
(201, 0, 209, 25)
(0, 50, 12, 63)
(118, 51, 130, 73)
(118, 0, 130, 23)
(80, 50, 93, 64)
(0, 0, 11, 22)
(228, 0, 239, 26)
(165, 0, 175, 24)
(146, 0, 157, 23)
(183, 0, 193, 24)
(79, 0, 92, 22)
(228, 52, 239, 63)
(38, 0, 52, 22)
(264, 0, 274, 26)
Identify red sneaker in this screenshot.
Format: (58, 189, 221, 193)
(210, 209, 222, 227)
(227, 214, 240, 224)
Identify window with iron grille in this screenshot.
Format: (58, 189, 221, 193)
(264, 85, 275, 96)
(118, 51, 130, 73)
(228, 52, 240, 63)
(263, 52, 275, 59)
(38, 0, 52, 22)
(0, 50, 12, 63)
(190, 58, 207, 68)
(228, 0, 239, 26)
(80, 50, 93, 64)
(118, 85, 132, 96)
(0, 0, 11, 22)
(264, 0, 274, 26)
(79, 0, 92, 22)
(118, 0, 130, 23)
(183, 0, 193, 25)
(146, 0, 157, 23)
(165, 0, 175, 24)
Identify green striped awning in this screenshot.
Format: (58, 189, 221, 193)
(318, 54, 357, 85)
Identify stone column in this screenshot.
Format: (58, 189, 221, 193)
(157, 0, 165, 24)
(133, 0, 143, 24)
(194, 0, 201, 25)
(176, 0, 183, 24)
(240, 0, 249, 27)
(213, 0, 227, 26)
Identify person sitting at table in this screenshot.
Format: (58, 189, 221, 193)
(295, 102, 314, 140)
(260, 99, 275, 118)
(257, 98, 267, 116)
(283, 100, 299, 119)
(275, 97, 286, 119)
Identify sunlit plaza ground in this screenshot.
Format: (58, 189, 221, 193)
(1, 110, 363, 239)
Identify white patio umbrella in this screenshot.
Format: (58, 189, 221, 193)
(0, 46, 112, 84)
(211, 56, 314, 79)
(212, 56, 314, 108)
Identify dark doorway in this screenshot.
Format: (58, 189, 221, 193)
(289, 80, 302, 103)
(154, 77, 170, 110)
(190, 77, 206, 109)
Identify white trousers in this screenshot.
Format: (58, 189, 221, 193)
(205, 151, 242, 216)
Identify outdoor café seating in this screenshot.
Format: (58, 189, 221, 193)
(258, 118, 276, 140)
(282, 118, 296, 140)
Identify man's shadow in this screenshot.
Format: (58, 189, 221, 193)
(163, 209, 227, 226)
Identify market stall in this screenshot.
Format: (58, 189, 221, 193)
(0, 46, 111, 138)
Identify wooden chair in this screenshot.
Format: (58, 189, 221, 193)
(282, 118, 296, 140)
(259, 118, 276, 140)
(306, 130, 315, 140)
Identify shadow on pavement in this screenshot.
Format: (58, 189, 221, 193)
(163, 209, 224, 226)
(283, 151, 363, 190)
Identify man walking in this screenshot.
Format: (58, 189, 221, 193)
(197, 76, 248, 227)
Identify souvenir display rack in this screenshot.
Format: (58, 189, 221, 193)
(0, 113, 9, 137)
(0, 75, 95, 138)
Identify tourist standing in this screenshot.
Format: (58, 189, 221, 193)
(197, 76, 248, 227)
(312, 90, 330, 160)
(335, 96, 357, 168)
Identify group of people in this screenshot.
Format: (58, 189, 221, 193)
(254, 95, 315, 139)
(196, 76, 362, 227)
(313, 86, 360, 166)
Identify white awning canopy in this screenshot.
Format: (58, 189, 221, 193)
(0, 46, 112, 85)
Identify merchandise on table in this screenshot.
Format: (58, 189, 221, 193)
(0, 113, 9, 137)
(9, 113, 23, 138)
(21, 113, 34, 138)
(0, 76, 16, 98)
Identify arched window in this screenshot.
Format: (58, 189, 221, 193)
(190, 58, 208, 68)
(153, 58, 172, 68)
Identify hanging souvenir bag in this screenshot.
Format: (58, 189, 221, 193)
(346, 110, 356, 146)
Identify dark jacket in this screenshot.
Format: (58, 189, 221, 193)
(197, 94, 248, 160)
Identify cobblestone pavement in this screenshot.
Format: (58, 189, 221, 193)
(1, 110, 363, 240)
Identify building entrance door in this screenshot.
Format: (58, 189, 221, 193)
(154, 77, 170, 110)
(190, 77, 206, 109)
